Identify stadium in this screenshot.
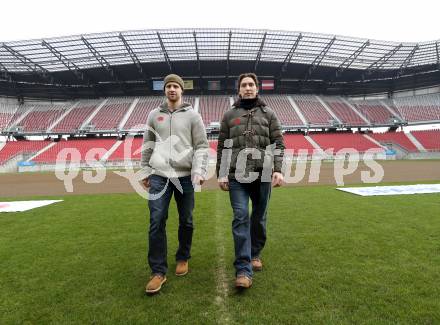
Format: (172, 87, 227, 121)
(1, 27, 440, 324)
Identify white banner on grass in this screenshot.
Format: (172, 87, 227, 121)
(337, 184, 440, 196)
(0, 200, 63, 213)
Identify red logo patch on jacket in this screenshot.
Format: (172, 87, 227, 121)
(157, 116, 164, 122)
(233, 118, 241, 125)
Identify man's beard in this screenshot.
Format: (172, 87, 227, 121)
(167, 95, 181, 103)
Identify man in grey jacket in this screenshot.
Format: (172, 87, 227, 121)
(140, 74, 208, 294)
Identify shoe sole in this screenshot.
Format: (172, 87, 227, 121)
(175, 269, 188, 276)
(252, 259, 263, 271)
(235, 283, 252, 289)
(145, 278, 167, 294)
(235, 276, 253, 289)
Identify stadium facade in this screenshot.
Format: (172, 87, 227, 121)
(0, 28, 439, 99)
(1, 29, 439, 172)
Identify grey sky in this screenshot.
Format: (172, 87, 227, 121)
(1, 0, 439, 43)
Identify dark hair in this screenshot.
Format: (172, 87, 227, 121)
(237, 73, 259, 90)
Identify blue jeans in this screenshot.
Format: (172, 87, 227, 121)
(147, 174, 194, 275)
(228, 178, 272, 278)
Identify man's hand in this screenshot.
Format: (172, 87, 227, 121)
(218, 177, 229, 191)
(192, 174, 205, 186)
(142, 177, 150, 189)
(271, 172, 284, 187)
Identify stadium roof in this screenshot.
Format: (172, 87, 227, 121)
(1, 28, 439, 99)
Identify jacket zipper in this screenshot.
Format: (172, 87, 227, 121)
(244, 108, 256, 146)
(168, 111, 172, 171)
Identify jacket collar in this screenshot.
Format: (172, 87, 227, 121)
(159, 101, 192, 113)
(232, 97, 267, 113)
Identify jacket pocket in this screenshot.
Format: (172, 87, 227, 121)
(171, 145, 193, 170)
(149, 142, 169, 171)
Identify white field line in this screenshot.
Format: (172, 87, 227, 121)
(214, 191, 231, 324)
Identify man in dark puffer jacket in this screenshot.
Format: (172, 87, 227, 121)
(216, 73, 285, 289)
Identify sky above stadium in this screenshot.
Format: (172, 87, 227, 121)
(1, 0, 439, 43)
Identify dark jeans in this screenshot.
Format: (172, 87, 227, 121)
(147, 174, 194, 275)
(228, 178, 271, 278)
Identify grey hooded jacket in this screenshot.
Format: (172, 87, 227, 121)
(140, 102, 209, 179)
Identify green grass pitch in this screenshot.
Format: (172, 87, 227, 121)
(1, 184, 439, 324)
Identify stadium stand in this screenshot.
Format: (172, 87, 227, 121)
(0, 29, 439, 175)
(392, 94, 440, 123)
(410, 130, 440, 150)
(2, 128, 438, 167)
(292, 95, 333, 125)
(5, 105, 34, 130)
(1, 94, 440, 132)
(1, 93, 440, 169)
(260, 95, 304, 126)
(122, 97, 163, 131)
(52, 101, 101, 133)
(88, 98, 132, 131)
(107, 137, 143, 161)
(31, 138, 117, 163)
(283, 134, 316, 153)
(183, 96, 196, 108)
(351, 101, 396, 125)
(198, 96, 230, 125)
(14, 104, 70, 133)
(325, 98, 368, 125)
(370, 132, 419, 152)
(0, 103, 19, 131)
(208, 140, 218, 151)
(0, 140, 51, 164)
(382, 100, 404, 120)
(309, 132, 382, 152)
(122, 96, 196, 130)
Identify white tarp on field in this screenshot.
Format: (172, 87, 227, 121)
(0, 200, 63, 212)
(337, 184, 440, 196)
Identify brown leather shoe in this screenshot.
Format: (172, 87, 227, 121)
(251, 258, 263, 271)
(235, 274, 252, 289)
(145, 274, 167, 294)
(175, 260, 189, 276)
